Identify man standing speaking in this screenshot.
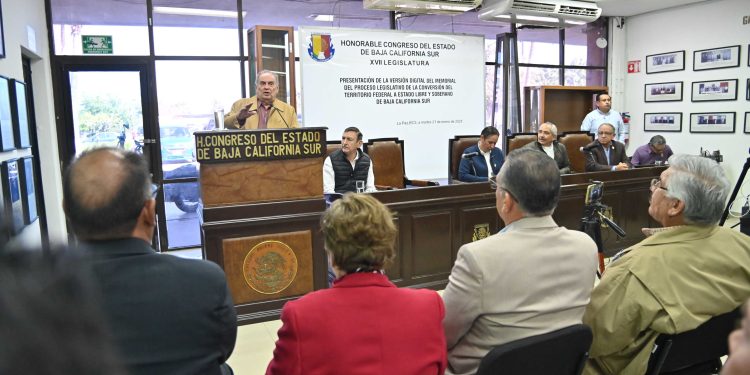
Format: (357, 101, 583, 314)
(224, 70, 299, 129)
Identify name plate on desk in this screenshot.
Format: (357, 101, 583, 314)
(194, 128, 326, 163)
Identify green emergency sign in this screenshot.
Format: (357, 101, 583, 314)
(82, 35, 113, 54)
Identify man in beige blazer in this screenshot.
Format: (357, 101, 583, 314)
(442, 148, 599, 375)
(224, 70, 299, 129)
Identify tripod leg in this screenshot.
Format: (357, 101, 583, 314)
(594, 223, 605, 275)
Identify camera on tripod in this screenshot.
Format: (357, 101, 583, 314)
(580, 181, 627, 275)
(585, 181, 604, 205)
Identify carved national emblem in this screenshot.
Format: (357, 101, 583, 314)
(472, 223, 491, 242)
(243, 241, 298, 294)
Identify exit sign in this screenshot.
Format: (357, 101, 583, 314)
(627, 60, 641, 73)
(82, 35, 113, 54)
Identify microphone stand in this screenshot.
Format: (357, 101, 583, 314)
(272, 105, 291, 128)
(719, 149, 750, 235)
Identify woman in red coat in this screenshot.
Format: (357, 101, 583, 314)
(266, 194, 447, 375)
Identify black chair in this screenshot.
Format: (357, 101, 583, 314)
(645, 307, 742, 375)
(475, 324, 592, 375)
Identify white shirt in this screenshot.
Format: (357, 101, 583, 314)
(541, 144, 555, 159)
(322, 151, 376, 194)
(478, 142, 493, 179)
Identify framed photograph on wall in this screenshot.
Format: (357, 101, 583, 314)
(692, 79, 738, 102)
(9, 80, 31, 148)
(644, 113, 682, 132)
(0, 76, 15, 151)
(645, 81, 683, 102)
(18, 156, 37, 224)
(745, 112, 750, 134)
(693, 45, 740, 71)
(646, 51, 685, 73)
(747, 78, 749, 100)
(0, 3, 5, 59)
(1, 158, 25, 233)
(689, 112, 735, 133)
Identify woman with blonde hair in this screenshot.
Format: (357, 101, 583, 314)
(267, 193, 447, 375)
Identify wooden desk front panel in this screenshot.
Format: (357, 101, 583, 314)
(202, 167, 663, 324)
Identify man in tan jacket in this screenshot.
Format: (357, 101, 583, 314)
(584, 154, 750, 375)
(224, 70, 299, 129)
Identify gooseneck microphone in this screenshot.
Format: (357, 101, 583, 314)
(462, 151, 479, 159)
(580, 142, 598, 153)
(272, 105, 290, 128)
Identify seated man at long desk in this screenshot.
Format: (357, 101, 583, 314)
(584, 123, 630, 172)
(324, 127, 376, 194)
(458, 126, 505, 182)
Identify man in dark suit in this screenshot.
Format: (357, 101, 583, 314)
(458, 126, 505, 182)
(584, 123, 630, 172)
(63, 147, 237, 375)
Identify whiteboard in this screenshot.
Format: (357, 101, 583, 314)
(299, 26, 486, 179)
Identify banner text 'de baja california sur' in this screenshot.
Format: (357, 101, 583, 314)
(299, 27, 485, 179)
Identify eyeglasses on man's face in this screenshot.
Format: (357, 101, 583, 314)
(150, 183, 160, 199)
(597, 131, 614, 136)
(650, 178, 668, 192)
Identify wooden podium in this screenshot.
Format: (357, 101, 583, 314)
(196, 127, 329, 323)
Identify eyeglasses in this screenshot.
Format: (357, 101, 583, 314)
(150, 183, 160, 199)
(597, 131, 614, 136)
(650, 178, 668, 191)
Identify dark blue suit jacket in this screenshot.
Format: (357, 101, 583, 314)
(458, 144, 505, 182)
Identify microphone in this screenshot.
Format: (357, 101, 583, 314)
(462, 152, 479, 159)
(271, 105, 290, 128)
(580, 142, 598, 153)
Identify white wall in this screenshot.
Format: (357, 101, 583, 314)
(619, 0, 750, 205)
(0, 0, 67, 247)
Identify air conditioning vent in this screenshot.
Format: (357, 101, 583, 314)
(479, 0, 602, 25)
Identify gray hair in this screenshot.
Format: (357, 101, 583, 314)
(498, 148, 560, 216)
(598, 123, 615, 134)
(540, 122, 558, 137)
(649, 135, 666, 146)
(665, 154, 729, 225)
(256, 69, 279, 87)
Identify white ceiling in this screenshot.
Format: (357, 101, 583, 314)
(596, 0, 713, 17)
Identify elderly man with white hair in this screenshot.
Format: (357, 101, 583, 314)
(583, 154, 750, 375)
(521, 121, 571, 174)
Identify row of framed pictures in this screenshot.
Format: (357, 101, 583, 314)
(0, 156, 38, 234)
(646, 45, 747, 74)
(644, 78, 748, 102)
(0, 75, 32, 151)
(644, 112, 750, 134)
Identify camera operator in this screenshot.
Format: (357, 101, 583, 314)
(582, 154, 750, 375)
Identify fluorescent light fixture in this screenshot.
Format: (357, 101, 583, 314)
(311, 14, 335, 22)
(153, 6, 246, 18)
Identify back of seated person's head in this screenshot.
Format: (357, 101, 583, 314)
(665, 154, 729, 225)
(63, 147, 151, 240)
(498, 148, 561, 216)
(321, 193, 396, 274)
(0, 247, 125, 374)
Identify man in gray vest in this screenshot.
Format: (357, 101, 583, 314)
(323, 127, 376, 194)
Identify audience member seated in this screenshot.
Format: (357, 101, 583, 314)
(583, 123, 630, 172)
(583, 154, 750, 375)
(323, 126, 376, 194)
(630, 135, 674, 167)
(0, 247, 126, 375)
(458, 126, 505, 182)
(442, 149, 598, 375)
(266, 194, 447, 375)
(63, 147, 237, 375)
(521, 121, 571, 174)
(725, 301, 750, 375)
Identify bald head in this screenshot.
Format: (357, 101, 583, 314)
(63, 147, 151, 240)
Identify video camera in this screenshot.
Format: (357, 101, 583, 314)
(585, 181, 603, 205)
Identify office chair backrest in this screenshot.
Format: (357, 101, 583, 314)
(448, 135, 480, 183)
(506, 133, 537, 154)
(558, 131, 594, 173)
(363, 138, 406, 189)
(326, 140, 340, 157)
(646, 307, 741, 375)
(476, 324, 592, 375)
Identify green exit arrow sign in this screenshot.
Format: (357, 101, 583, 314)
(82, 35, 113, 54)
